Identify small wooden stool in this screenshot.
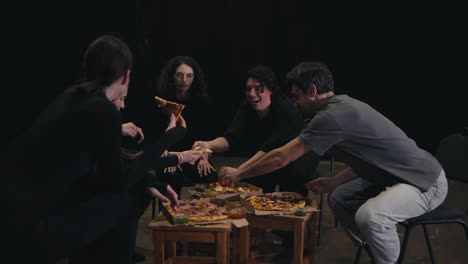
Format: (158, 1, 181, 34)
(246, 203, 319, 264)
(148, 212, 250, 264)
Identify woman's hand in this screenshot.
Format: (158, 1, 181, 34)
(197, 158, 216, 177)
(165, 114, 186, 132)
(165, 114, 177, 132)
(178, 150, 203, 165)
(122, 122, 144, 143)
(147, 185, 179, 209)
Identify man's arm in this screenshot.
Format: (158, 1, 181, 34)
(239, 138, 308, 179)
(218, 138, 309, 185)
(238, 151, 266, 170)
(193, 137, 230, 153)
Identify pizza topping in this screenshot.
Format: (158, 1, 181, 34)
(245, 193, 306, 211)
(165, 199, 231, 223)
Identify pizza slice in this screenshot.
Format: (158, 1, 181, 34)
(154, 96, 185, 119)
(192, 146, 214, 154)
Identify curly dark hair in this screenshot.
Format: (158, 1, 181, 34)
(246, 65, 280, 93)
(157, 56, 208, 101)
(286, 61, 334, 93)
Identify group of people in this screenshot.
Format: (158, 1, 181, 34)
(5, 34, 447, 264)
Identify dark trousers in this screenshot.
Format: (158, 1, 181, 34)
(7, 182, 152, 264)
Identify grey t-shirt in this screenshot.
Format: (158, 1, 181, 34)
(298, 95, 442, 191)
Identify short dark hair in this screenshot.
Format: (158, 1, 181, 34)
(247, 65, 280, 93)
(286, 61, 334, 93)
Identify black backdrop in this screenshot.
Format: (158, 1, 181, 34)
(5, 0, 467, 154)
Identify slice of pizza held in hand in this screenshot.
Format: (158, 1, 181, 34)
(154, 96, 185, 119)
(192, 146, 213, 154)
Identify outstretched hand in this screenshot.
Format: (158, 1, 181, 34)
(198, 159, 216, 177)
(122, 122, 144, 143)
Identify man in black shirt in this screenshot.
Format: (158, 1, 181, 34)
(194, 65, 318, 195)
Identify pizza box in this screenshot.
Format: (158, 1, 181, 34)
(162, 198, 248, 225)
(187, 181, 263, 200)
(239, 192, 319, 216)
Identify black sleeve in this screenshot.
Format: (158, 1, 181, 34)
(260, 97, 305, 152)
(223, 102, 249, 152)
(137, 126, 186, 171)
(90, 99, 127, 191)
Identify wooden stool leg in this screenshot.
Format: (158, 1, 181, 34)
(307, 212, 319, 264)
(217, 231, 228, 264)
(239, 226, 249, 264)
(167, 240, 176, 259)
(153, 231, 164, 264)
(294, 222, 305, 264)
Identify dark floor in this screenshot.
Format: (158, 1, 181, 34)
(134, 156, 468, 264)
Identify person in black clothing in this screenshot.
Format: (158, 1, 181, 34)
(119, 117, 202, 263)
(5, 35, 200, 264)
(194, 65, 319, 196)
(154, 56, 218, 194)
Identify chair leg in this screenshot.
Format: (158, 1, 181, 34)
(458, 220, 468, 240)
(354, 245, 364, 264)
(316, 193, 324, 246)
(422, 224, 435, 264)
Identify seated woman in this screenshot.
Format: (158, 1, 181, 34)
(119, 115, 202, 263)
(154, 56, 218, 194)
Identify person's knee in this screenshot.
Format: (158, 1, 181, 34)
(355, 204, 384, 232)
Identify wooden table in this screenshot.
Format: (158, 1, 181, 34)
(246, 205, 319, 264)
(148, 213, 249, 264)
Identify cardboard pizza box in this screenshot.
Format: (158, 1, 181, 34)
(239, 192, 319, 216)
(187, 181, 263, 200)
(162, 198, 247, 225)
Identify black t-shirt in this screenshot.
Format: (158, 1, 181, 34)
(224, 94, 305, 156)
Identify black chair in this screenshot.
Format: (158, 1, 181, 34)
(351, 128, 468, 264)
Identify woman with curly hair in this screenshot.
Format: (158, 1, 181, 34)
(155, 56, 217, 194)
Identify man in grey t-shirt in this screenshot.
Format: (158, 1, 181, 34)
(218, 61, 447, 264)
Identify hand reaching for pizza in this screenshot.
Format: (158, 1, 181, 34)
(304, 177, 335, 194)
(122, 122, 144, 143)
(218, 166, 241, 187)
(198, 159, 216, 176)
(147, 185, 180, 209)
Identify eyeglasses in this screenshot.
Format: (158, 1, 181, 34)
(174, 72, 194, 80)
(245, 85, 265, 94)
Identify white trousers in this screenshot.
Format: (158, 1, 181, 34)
(328, 170, 448, 264)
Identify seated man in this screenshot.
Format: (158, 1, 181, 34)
(218, 61, 447, 264)
(194, 65, 318, 196)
